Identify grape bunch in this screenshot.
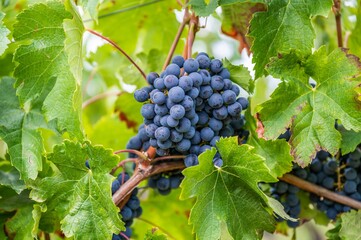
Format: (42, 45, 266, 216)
(133, 53, 249, 168)
(271, 148, 361, 227)
(148, 171, 184, 195)
(112, 172, 142, 240)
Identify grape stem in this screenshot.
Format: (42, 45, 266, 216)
(112, 160, 185, 205)
(186, 13, 199, 59)
(152, 155, 186, 162)
(332, 0, 343, 47)
(114, 149, 148, 161)
(86, 29, 147, 81)
(137, 217, 177, 239)
(111, 158, 137, 175)
(280, 173, 361, 209)
(162, 8, 190, 71)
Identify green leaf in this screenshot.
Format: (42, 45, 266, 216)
(339, 210, 361, 240)
(6, 205, 38, 240)
(326, 220, 342, 240)
(0, 162, 26, 193)
(133, 189, 193, 239)
(340, 128, 361, 155)
(189, 0, 264, 17)
(30, 141, 123, 239)
(0, 187, 33, 212)
(0, 77, 45, 180)
(80, 0, 100, 21)
(222, 59, 254, 93)
(221, 2, 266, 54)
(349, 5, 361, 58)
(180, 137, 276, 240)
(0, 11, 10, 55)
(249, 0, 333, 78)
(245, 110, 293, 178)
(259, 47, 361, 166)
(0, 212, 14, 239)
(13, 1, 83, 139)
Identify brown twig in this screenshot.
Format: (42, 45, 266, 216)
(280, 173, 361, 209)
(114, 149, 148, 161)
(86, 29, 147, 80)
(162, 9, 190, 71)
(82, 90, 122, 109)
(112, 160, 185, 205)
(333, 0, 343, 47)
(111, 158, 137, 175)
(152, 155, 186, 162)
(186, 13, 199, 59)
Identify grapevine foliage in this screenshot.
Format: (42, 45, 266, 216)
(0, 0, 361, 239)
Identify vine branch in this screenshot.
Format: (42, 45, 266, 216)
(86, 29, 147, 80)
(112, 160, 185, 205)
(280, 173, 361, 209)
(333, 0, 343, 47)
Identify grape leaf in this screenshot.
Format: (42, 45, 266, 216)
(0, 162, 26, 193)
(6, 205, 38, 240)
(259, 47, 361, 166)
(0, 212, 14, 239)
(0, 77, 45, 180)
(0, 187, 33, 212)
(339, 210, 361, 240)
(189, 0, 264, 17)
(13, 1, 83, 139)
(114, 93, 143, 128)
(349, 5, 361, 58)
(249, 0, 333, 78)
(80, 0, 100, 21)
(222, 59, 254, 93)
(245, 110, 293, 178)
(0, 12, 10, 55)
(221, 2, 266, 54)
(340, 128, 361, 155)
(180, 137, 276, 240)
(30, 141, 123, 239)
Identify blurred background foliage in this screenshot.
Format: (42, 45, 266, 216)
(1, 0, 361, 239)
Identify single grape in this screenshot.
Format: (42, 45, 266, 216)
(200, 127, 215, 141)
(170, 175, 182, 188)
(199, 145, 211, 153)
(120, 207, 133, 221)
(213, 106, 228, 120)
(184, 154, 198, 167)
(196, 55, 211, 69)
(127, 198, 140, 210)
(176, 118, 192, 133)
(154, 77, 165, 90)
(219, 68, 230, 79)
(181, 96, 194, 111)
(210, 75, 224, 91)
(210, 59, 223, 73)
(164, 75, 179, 89)
(199, 85, 213, 99)
(111, 180, 120, 194)
(231, 84, 240, 96)
(222, 90, 236, 105)
(187, 87, 200, 99)
(141, 103, 156, 119)
(154, 104, 168, 116)
(172, 55, 185, 68)
(227, 102, 242, 117)
(236, 97, 249, 110)
(210, 136, 220, 146)
(166, 116, 179, 127)
(154, 127, 170, 141)
(344, 167, 357, 180)
(170, 104, 185, 120)
(343, 180, 357, 194)
(197, 111, 209, 125)
(175, 139, 191, 152)
(166, 63, 181, 77)
(208, 93, 224, 108)
(184, 59, 199, 73)
(321, 177, 335, 189)
(170, 129, 183, 143)
(157, 139, 172, 149)
(189, 72, 203, 87)
(184, 127, 196, 139)
(190, 131, 202, 145)
(178, 76, 193, 92)
(146, 72, 159, 85)
(209, 118, 223, 131)
(134, 88, 149, 102)
(199, 69, 211, 85)
(168, 86, 185, 103)
(213, 157, 223, 167)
